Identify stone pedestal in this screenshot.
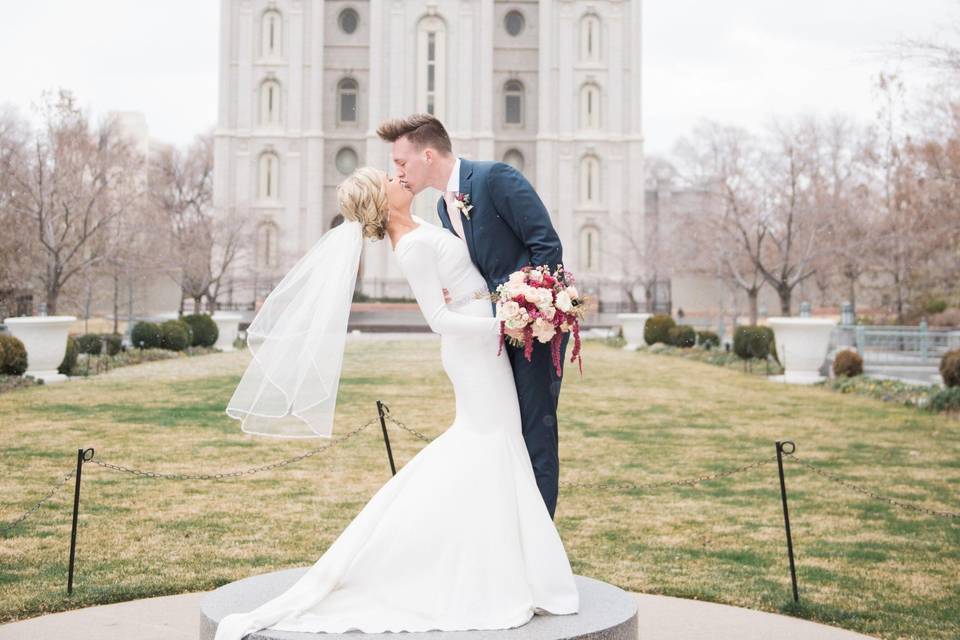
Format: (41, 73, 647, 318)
(3, 315, 76, 383)
(200, 569, 637, 640)
(617, 313, 651, 350)
(212, 312, 243, 352)
(767, 317, 837, 384)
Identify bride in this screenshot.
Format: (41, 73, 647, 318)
(214, 166, 579, 640)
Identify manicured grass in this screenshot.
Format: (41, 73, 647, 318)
(1, 340, 957, 639)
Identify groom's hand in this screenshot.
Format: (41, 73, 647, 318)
(442, 288, 452, 304)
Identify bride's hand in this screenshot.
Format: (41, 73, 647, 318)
(442, 288, 451, 304)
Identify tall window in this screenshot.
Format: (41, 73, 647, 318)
(417, 16, 446, 120)
(262, 10, 282, 58)
(257, 222, 278, 268)
(580, 83, 601, 129)
(579, 226, 601, 272)
(504, 80, 524, 125)
(580, 14, 600, 61)
(259, 152, 280, 201)
(337, 78, 358, 124)
(580, 155, 600, 204)
(260, 80, 281, 126)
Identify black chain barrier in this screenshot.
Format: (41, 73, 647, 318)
(1, 469, 76, 535)
(783, 453, 960, 520)
(382, 411, 777, 491)
(86, 417, 378, 481)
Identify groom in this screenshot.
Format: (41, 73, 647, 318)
(377, 113, 570, 519)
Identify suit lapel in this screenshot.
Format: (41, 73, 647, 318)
(459, 159, 478, 261)
(437, 194, 453, 234)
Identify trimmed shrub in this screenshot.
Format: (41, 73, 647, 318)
(833, 349, 864, 377)
(667, 325, 696, 348)
(697, 330, 720, 349)
(58, 335, 78, 376)
(925, 298, 948, 315)
(644, 314, 676, 345)
(182, 313, 219, 347)
(733, 326, 772, 360)
(0, 334, 28, 376)
(104, 333, 123, 356)
(76, 333, 103, 355)
(131, 321, 162, 349)
(940, 348, 960, 388)
(929, 386, 960, 413)
(159, 319, 191, 351)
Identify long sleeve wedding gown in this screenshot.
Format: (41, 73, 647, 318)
(213, 215, 579, 640)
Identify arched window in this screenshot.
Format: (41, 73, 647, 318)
(580, 83, 601, 129)
(579, 226, 601, 272)
(580, 14, 600, 61)
(580, 155, 600, 204)
(260, 80, 281, 126)
(335, 147, 358, 175)
(503, 149, 525, 172)
(259, 152, 280, 201)
(257, 222, 279, 268)
(262, 10, 282, 58)
(504, 80, 524, 125)
(337, 78, 358, 124)
(417, 16, 446, 120)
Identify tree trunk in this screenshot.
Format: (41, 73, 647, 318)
(748, 288, 759, 326)
(779, 285, 792, 316)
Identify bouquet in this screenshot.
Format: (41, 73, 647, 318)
(492, 265, 587, 376)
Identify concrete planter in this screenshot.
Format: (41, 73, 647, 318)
(767, 317, 837, 384)
(3, 315, 76, 383)
(212, 312, 243, 352)
(617, 313, 652, 350)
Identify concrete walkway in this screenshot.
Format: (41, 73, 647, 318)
(0, 590, 879, 640)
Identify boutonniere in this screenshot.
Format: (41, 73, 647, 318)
(453, 193, 474, 219)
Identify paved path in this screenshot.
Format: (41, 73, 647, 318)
(0, 590, 879, 640)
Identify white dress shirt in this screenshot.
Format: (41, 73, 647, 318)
(443, 156, 466, 240)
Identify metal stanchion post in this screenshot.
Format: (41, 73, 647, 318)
(377, 401, 397, 476)
(776, 441, 799, 602)
(68, 448, 95, 595)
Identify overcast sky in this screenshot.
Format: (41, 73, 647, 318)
(0, 1, 954, 155)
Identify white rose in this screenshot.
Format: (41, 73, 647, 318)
(498, 300, 520, 321)
(536, 288, 554, 310)
(508, 271, 527, 285)
(555, 290, 572, 313)
(528, 269, 543, 282)
(532, 318, 556, 343)
(506, 317, 527, 330)
(523, 286, 541, 304)
(544, 306, 556, 320)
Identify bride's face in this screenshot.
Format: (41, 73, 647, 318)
(381, 170, 413, 212)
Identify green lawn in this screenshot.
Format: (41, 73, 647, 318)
(1, 340, 958, 639)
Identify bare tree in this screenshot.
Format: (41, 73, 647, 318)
(675, 121, 770, 324)
(149, 133, 246, 313)
(5, 90, 142, 315)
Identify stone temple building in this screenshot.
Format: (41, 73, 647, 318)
(213, 0, 645, 310)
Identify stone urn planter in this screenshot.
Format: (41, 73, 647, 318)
(212, 312, 243, 352)
(3, 315, 76, 383)
(767, 317, 837, 384)
(617, 313, 652, 350)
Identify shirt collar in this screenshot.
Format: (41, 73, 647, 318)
(445, 156, 461, 193)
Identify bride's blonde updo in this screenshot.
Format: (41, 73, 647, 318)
(336, 166, 388, 240)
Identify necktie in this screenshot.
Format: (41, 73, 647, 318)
(444, 190, 466, 241)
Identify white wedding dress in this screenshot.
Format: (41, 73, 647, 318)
(213, 215, 579, 640)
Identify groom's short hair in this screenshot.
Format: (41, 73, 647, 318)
(377, 114, 452, 155)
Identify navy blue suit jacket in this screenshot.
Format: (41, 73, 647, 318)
(436, 158, 563, 296)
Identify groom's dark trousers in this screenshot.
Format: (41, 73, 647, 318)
(437, 157, 567, 519)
